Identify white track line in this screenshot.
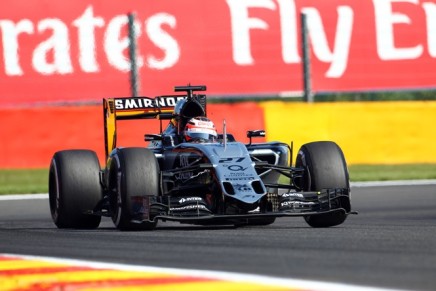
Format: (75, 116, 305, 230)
(350, 179, 436, 187)
(0, 193, 48, 200)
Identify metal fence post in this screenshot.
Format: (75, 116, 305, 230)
(301, 13, 313, 103)
(128, 12, 140, 97)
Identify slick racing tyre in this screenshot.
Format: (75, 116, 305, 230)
(49, 150, 102, 229)
(110, 148, 160, 231)
(296, 141, 350, 228)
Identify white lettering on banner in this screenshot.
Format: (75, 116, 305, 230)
(373, 0, 423, 60)
(104, 15, 144, 72)
(2, 2, 436, 80)
(226, 0, 354, 78)
(72, 6, 104, 73)
(302, 6, 353, 78)
(422, 2, 436, 57)
(0, 5, 177, 76)
(146, 13, 180, 70)
(226, 0, 276, 65)
(33, 19, 73, 75)
(0, 19, 33, 76)
(277, 0, 300, 63)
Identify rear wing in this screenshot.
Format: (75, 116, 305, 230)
(103, 85, 207, 159)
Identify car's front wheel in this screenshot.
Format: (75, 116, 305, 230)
(110, 148, 160, 231)
(296, 141, 351, 227)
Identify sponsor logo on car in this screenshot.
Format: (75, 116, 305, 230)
(280, 201, 316, 208)
(114, 96, 186, 110)
(233, 184, 251, 191)
(282, 192, 304, 198)
(169, 204, 209, 212)
(227, 165, 248, 171)
(178, 197, 203, 204)
(225, 177, 255, 181)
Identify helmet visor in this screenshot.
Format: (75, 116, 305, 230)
(185, 128, 217, 142)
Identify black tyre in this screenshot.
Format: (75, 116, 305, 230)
(110, 148, 160, 231)
(49, 150, 102, 229)
(296, 141, 350, 227)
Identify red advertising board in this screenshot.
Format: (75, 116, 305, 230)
(1, 0, 436, 106)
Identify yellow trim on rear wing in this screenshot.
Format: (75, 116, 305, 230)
(103, 96, 183, 160)
(103, 85, 208, 160)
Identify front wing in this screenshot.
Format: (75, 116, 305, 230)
(128, 188, 356, 225)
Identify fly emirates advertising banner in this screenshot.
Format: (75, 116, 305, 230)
(0, 0, 435, 105)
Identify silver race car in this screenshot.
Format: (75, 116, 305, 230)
(49, 85, 356, 230)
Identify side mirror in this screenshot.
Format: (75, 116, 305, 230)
(247, 130, 265, 138)
(247, 130, 265, 145)
(144, 134, 162, 141)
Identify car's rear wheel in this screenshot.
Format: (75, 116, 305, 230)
(49, 150, 102, 229)
(296, 141, 350, 227)
(110, 148, 160, 231)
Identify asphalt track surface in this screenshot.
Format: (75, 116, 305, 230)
(0, 183, 435, 291)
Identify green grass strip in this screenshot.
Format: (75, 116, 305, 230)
(0, 169, 48, 194)
(348, 164, 436, 182)
(1, 164, 436, 194)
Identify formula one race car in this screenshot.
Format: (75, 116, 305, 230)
(49, 85, 355, 230)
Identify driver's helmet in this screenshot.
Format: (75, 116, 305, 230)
(184, 116, 217, 142)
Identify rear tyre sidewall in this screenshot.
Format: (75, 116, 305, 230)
(296, 141, 350, 228)
(49, 150, 102, 229)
